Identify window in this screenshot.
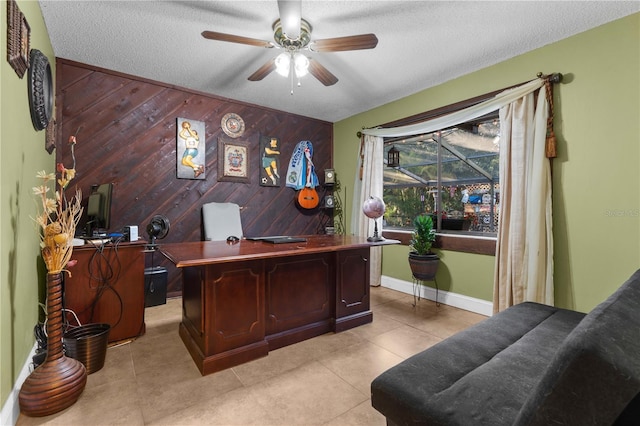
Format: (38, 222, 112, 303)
(383, 112, 500, 236)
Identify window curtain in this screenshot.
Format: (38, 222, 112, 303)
(360, 77, 556, 309)
(351, 134, 384, 286)
(362, 78, 545, 138)
(493, 88, 553, 312)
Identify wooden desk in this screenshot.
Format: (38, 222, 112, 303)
(161, 235, 397, 375)
(63, 240, 146, 343)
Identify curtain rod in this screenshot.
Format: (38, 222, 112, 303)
(357, 72, 563, 138)
(538, 72, 563, 84)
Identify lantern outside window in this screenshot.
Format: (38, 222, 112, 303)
(387, 145, 400, 167)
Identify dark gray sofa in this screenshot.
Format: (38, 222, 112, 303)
(371, 269, 640, 425)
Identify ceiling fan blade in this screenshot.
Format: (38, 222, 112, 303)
(308, 59, 338, 86)
(202, 31, 274, 48)
(277, 0, 301, 40)
(248, 58, 277, 81)
(310, 34, 378, 52)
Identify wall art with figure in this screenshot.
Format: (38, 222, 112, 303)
(176, 117, 206, 179)
(260, 135, 281, 187)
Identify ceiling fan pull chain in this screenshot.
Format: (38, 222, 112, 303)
(290, 61, 295, 95)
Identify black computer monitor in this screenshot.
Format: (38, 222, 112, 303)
(85, 183, 112, 236)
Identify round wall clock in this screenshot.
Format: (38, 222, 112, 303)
(28, 49, 53, 131)
(221, 113, 245, 138)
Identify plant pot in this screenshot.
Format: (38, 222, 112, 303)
(408, 252, 439, 281)
(429, 215, 472, 231)
(442, 218, 472, 231)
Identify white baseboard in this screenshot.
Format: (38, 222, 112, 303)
(1, 344, 37, 426)
(380, 275, 494, 317)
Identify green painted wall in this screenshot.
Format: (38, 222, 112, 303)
(382, 245, 495, 301)
(335, 13, 640, 313)
(1, 0, 54, 409)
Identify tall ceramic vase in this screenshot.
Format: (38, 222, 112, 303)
(19, 272, 87, 417)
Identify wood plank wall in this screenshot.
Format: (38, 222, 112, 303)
(55, 59, 334, 297)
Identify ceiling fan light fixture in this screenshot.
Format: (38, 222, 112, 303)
(275, 52, 291, 77)
(293, 53, 309, 77)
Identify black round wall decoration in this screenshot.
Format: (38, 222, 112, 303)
(27, 49, 53, 131)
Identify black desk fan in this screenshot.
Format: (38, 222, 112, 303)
(144, 214, 170, 307)
(146, 214, 170, 249)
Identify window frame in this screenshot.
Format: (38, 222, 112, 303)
(379, 88, 510, 256)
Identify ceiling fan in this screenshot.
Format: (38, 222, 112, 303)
(201, 0, 378, 88)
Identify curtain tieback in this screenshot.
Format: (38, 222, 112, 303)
(543, 76, 557, 159)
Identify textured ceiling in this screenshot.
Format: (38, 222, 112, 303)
(40, 1, 639, 122)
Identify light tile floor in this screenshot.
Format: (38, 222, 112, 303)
(17, 286, 487, 425)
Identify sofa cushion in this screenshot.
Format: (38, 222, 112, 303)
(514, 269, 640, 425)
(371, 302, 585, 425)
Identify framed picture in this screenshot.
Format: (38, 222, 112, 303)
(259, 135, 281, 187)
(176, 117, 206, 179)
(45, 119, 55, 154)
(6, 0, 30, 78)
(218, 138, 250, 183)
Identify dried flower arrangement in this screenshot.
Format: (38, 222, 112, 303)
(20, 134, 88, 417)
(32, 135, 83, 274)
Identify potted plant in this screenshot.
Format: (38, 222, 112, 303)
(408, 214, 439, 281)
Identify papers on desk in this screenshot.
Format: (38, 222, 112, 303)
(245, 236, 307, 244)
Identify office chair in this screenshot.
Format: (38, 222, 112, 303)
(202, 202, 243, 241)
